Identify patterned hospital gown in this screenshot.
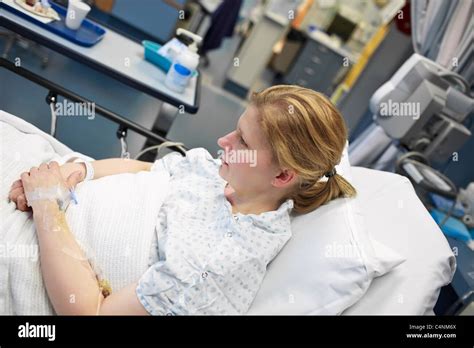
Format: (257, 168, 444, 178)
(135, 148, 293, 315)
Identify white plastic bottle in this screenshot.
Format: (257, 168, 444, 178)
(174, 29, 202, 84)
(176, 47, 199, 78)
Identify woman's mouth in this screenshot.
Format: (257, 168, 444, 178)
(220, 154, 229, 166)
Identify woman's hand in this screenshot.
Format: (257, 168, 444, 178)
(8, 162, 85, 211)
(21, 161, 81, 210)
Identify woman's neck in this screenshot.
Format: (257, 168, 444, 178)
(224, 183, 281, 215)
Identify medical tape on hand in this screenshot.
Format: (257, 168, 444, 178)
(25, 184, 77, 210)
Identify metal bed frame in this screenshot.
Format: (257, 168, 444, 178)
(0, 56, 187, 157)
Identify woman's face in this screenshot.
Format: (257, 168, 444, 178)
(217, 105, 285, 196)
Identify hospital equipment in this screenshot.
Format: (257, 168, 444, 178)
(393, 149, 474, 250)
(394, 148, 474, 250)
(364, 53, 473, 243)
(430, 209, 473, 249)
(370, 53, 473, 165)
(0, 56, 188, 157)
(459, 183, 474, 229)
(395, 151, 457, 202)
(429, 193, 465, 219)
(348, 0, 473, 170)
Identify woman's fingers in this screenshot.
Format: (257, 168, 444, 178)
(8, 180, 23, 201)
(49, 161, 60, 171)
(10, 179, 23, 190)
(8, 177, 28, 210)
(18, 162, 65, 200)
(8, 186, 24, 202)
(20, 172, 30, 187)
(16, 194, 30, 211)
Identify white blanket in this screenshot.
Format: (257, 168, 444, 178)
(0, 110, 169, 314)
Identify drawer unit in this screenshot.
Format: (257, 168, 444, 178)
(284, 38, 347, 95)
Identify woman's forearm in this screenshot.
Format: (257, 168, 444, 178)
(33, 201, 104, 315)
(60, 159, 152, 186)
(91, 159, 152, 180)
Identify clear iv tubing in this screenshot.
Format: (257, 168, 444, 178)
(25, 184, 77, 210)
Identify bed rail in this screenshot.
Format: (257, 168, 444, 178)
(0, 57, 187, 156)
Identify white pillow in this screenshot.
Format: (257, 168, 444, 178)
(247, 143, 406, 315)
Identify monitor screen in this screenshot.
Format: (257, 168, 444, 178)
(326, 13, 357, 42)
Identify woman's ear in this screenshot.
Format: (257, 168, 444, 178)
(273, 169, 297, 188)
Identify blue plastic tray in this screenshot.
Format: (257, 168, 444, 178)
(1, 1, 106, 47)
(142, 40, 172, 73)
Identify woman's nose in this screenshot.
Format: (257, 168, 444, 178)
(217, 133, 233, 150)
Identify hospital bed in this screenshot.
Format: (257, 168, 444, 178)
(0, 107, 456, 315)
(0, 53, 455, 315)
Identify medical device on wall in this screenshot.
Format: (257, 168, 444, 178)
(459, 183, 474, 229)
(370, 54, 474, 247)
(370, 53, 473, 164)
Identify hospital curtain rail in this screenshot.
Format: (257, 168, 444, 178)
(0, 57, 187, 156)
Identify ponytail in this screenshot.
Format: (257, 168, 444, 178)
(292, 173, 356, 214)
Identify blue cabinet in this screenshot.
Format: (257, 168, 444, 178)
(284, 36, 348, 95)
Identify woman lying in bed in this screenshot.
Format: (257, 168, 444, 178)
(8, 85, 356, 315)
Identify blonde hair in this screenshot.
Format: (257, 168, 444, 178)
(251, 85, 356, 214)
